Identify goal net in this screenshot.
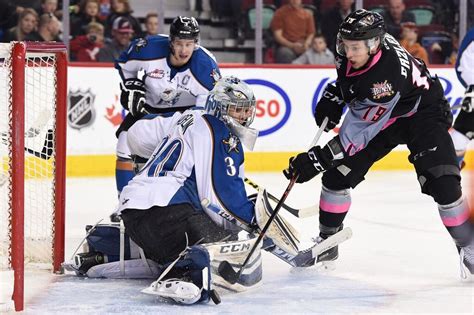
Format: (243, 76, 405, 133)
(0, 42, 67, 312)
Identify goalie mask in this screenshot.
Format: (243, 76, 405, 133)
(205, 76, 259, 150)
(336, 9, 386, 56)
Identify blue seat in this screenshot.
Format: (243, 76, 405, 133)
(248, 6, 275, 30)
(407, 6, 435, 25)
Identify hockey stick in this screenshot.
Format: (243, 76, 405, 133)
(218, 118, 329, 284)
(266, 227, 353, 267)
(244, 177, 319, 218)
(0, 128, 54, 185)
(24, 128, 54, 160)
(0, 109, 54, 160)
(0, 108, 52, 141)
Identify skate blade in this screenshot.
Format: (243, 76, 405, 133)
(290, 260, 337, 275)
(141, 284, 197, 299)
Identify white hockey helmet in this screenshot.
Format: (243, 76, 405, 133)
(205, 76, 259, 150)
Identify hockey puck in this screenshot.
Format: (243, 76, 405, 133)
(209, 289, 221, 304)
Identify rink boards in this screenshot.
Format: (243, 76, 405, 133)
(65, 63, 470, 176)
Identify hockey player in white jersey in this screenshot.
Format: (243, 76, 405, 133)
(114, 16, 220, 195)
(114, 77, 266, 304)
(450, 27, 474, 169)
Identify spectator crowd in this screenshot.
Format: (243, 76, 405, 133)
(0, 0, 159, 62)
(0, 0, 469, 65)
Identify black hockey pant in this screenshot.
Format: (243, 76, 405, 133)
(121, 204, 237, 264)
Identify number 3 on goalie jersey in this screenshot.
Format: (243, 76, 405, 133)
(146, 138, 184, 177)
(224, 157, 237, 176)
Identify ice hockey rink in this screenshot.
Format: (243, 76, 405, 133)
(17, 171, 474, 314)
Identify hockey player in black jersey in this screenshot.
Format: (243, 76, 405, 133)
(284, 9, 474, 277)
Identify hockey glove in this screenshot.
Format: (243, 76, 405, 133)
(314, 84, 345, 131)
(283, 145, 334, 183)
(120, 78, 147, 117)
(461, 85, 474, 113)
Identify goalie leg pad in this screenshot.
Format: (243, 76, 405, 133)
(203, 237, 262, 293)
(86, 258, 161, 279)
(255, 189, 300, 255)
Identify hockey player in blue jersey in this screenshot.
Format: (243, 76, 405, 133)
(114, 16, 220, 195)
(450, 27, 474, 169)
(285, 10, 474, 277)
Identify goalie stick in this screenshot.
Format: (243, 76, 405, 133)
(218, 118, 329, 284)
(244, 177, 319, 218)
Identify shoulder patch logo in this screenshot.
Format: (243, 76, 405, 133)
(223, 134, 240, 154)
(135, 38, 148, 52)
(371, 80, 394, 99)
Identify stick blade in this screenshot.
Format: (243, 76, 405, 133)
(217, 261, 239, 284)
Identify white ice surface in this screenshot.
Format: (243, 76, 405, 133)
(19, 172, 474, 314)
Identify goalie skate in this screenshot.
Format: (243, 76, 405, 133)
(142, 279, 202, 304)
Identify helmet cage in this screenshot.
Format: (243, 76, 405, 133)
(205, 76, 256, 128)
(220, 98, 256, 128)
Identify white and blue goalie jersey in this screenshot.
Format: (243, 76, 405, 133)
(118, 110, 255, 229)
(115, 35, 220, 109)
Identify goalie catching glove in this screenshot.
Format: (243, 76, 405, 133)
(314, 84, 345, 131)
(120, 78, 147, 117)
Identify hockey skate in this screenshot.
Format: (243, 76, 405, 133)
(459, 243, 474, 279)
(299, 225, 343, 269)
(62, 251, 106, 276)
(142, 278, 206, 304)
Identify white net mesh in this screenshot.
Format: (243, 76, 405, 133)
(0, 42, 58, 271)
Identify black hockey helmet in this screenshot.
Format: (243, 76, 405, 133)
(338, 9, 385, 40)
(336, 9, 385, 56)
(170, 16, 200, 42)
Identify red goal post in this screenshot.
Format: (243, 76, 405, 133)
(0, 42, 67, 312)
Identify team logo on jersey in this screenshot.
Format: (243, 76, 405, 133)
(135, 38, 148, 52)
(148, 68, 165, 79)
(371, 80, 394, 99)
(67, 89, 96, 130)
(223, 134, 240, 153)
